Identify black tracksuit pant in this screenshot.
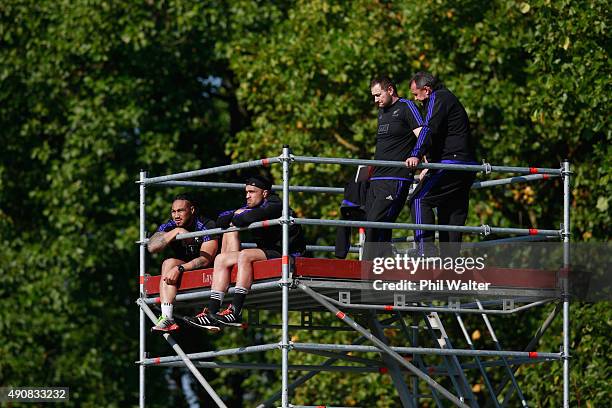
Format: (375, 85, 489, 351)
(410, 170, 475, 256)
(365, 179, 411, 243)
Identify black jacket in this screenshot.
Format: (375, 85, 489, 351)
(217, 193, 305, 254)
(410, 88, 476, 163)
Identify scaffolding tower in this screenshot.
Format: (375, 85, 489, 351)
(136, 147, 571, 407)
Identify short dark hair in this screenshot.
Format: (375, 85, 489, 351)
(370, 76, 398, 96)
(173, 193, 194, 206)
(173, 193, 200, 216)
(410, 72, 442, 90)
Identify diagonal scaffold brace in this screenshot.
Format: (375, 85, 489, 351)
(136, 299, 228, 408)
(297, 283, 470, 408)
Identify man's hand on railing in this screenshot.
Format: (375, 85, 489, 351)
(405, 156, 420, 169)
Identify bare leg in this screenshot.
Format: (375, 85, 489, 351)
(211, 251, 240, 292)
(221, 231, 241, 253)
(160, 258, 183, 304)
(236, 248, 267, 290)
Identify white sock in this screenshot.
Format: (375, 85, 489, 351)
(161, 302, 173, 319)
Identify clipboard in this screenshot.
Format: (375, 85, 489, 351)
(355, 165, 372, 183)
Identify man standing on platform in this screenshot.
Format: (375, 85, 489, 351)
(366, 76, 424, 245)
(186, 175, 305, 332)
(406, 72, 477, 256)
(147, 194, 218, 331)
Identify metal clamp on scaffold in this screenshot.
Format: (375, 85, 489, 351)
(278, 340, 294, 351)
(278, 278, 292, 288)
(279, 216, 296, 225)
(480, 224, 492, 236)
(482, 159, 492, 174)
(560, 223, 571, 239)
(560, 160, 573, 178)
(278, 154, 294, 163)
(560, 345, 571, 360)
(279, 144, 294, 162)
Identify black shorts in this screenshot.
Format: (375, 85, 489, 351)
(259, 248, 303, 260)
(262, 248, 282, 259)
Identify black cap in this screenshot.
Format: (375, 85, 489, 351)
(245, 175, 272, 191)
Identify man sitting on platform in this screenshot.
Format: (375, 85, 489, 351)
(186, 175, 305, 332)
(147, 194, 218, 331)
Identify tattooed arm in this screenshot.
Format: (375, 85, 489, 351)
(147, 228, 187, 253)
(176, 239, 218, 271)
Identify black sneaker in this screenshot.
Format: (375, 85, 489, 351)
(211, 305, 243, 327)
(184, 308, 221, 332)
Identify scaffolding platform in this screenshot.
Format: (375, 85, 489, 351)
(136, 149, 572, 407)
(143, 258, 561, 311)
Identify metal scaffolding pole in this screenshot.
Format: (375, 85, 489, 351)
(368, 311, 415, 407)
(299, 348, 383, 366)
(292, 155, 562, 175)
(151, 172, 556, 195)
(455, 314, 500, 407)
(239, 242, 360, 254)
(137, 299, 228, 408)
(438, 357, 555, 372)
(293, 217, 560, 237)
(257, 349, 361, 408)
(144, 280, 281, 305)
(308, 290, 554, 315)
(498, 303, 561, 405)
(256, 317, 397, 408)
(158, 362, 381, 373)
(290, 343, 560, 360)
(465, 235, 558, 247)
(138, 171, 146, 408)
(156, 180, 345, 195)
(305, 244, 360, 253)
(174, 219, 282, 241)
(396, 314, 444, 407)
(421, 311, 476, 405)
(471, 173, 558, 189)
(476, 300, 527, 407)
(167, 215, 558, 243)
(139, 343, 280, 366)
(154, 355, 550, 377)
(142, 157, 281, 184)
(562, 160, 571, 408)
(281, 145, 291, 407)
(291, 406, 360, 408)
(298, 283, 471, 408)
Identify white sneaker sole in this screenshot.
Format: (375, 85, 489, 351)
(185, 317, 221, 332)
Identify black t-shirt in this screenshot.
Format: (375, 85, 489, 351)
(410, 88, 476, 164)
(156, 216, 216, 262)
(373, 98, 424, 179)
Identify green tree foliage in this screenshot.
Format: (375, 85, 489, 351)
(221, 1, 610, 406)
(225, 0, 610, 240)
(0, 1, 237, 406)
(1, 0, 609, 407)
